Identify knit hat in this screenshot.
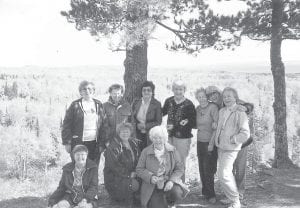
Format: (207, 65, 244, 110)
(205, 86, 221, 95)
(72, 144, 88, 156)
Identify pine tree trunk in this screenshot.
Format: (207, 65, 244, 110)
(270, 0, 293, 168)
(123, 41, 148, 104)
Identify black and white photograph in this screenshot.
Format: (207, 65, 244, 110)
(0, 0, 299, 208)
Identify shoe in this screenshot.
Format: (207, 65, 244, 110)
(208, 197, 217, 204)
(227, 201, 241, 208)
(220, 198, 232, 205)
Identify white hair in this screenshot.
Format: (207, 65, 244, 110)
(149, 126, 168, 143)
(172, 79, 186, 91)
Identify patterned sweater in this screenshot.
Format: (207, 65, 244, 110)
(162, 96, 196, 138)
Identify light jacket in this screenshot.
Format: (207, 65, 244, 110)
(48, 159, 98, 207)
(136, 143, 188, 207)
(214, 105, 250, 151)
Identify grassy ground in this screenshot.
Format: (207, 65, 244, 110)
(1, 168, 299, 208)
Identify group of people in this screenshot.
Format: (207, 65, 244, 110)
(48, 80, 253, 208)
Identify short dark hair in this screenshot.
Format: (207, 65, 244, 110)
(141, 81, 155, 97)
(108, 84, 124, 93)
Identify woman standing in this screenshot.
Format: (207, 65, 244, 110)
(48, 145, 98, 208)
(132, 81, 162, 151)
(103, 84, 132, 145)
(104, 123, 140, 205)
(136, 126, 189, 208)
(195, 88, 218, 203)
(162, 80, 196, 182)
(213, 87, 250, 208)
(61, 81, 106, 164)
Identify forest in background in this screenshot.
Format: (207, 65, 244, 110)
(0, 66, 299, 201)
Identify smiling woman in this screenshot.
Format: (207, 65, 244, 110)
(48, 144, 98, 208)
(61, 80, 107, 165)
(136, 125, 189, 208)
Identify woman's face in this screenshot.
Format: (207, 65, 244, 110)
(110, 88, 123, 103)
(208, 92, 220, 103)
(172, 85, 185, 99)
(119, 128, 131, 142)
(196, 91, 208, 106)
(142, 86, 153, 99)
(223, 90, 237, 107)
(80, 84, 95, 100)
(152, 135, 165, 150)
(74, 151, 87, 166)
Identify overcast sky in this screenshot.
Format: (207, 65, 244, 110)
(0, 0, 299, 69)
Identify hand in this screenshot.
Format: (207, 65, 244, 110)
(137, 123, 145, 130)
(230, 135, 237, 144)
(151, 175, 159, 184)
(167, 124, 174, 130)
(164, 181, 174, 192)
(156, 176, 165, 189)
(237, 104, 247, 112)
(208, 145, 214, 152)
(180, 119, 188, 126)
(212, 122, 218, 130)
(64, 144, 71, 153)
(99, 146, 105, 154)
(131, 172, 137, 178)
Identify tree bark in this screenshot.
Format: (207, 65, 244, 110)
(270, 0, 293, 168)
(123, 41, 148, 104)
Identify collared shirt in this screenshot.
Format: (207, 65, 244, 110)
(73, 166, 86, 186)
(137, 98, 151, 124)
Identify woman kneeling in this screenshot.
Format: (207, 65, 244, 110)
(136, 126, 189, 208)
(104, 123, 140, 205)
(48, 145, 98, 208)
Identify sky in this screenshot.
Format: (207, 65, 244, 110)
(0, 0, 299, 70)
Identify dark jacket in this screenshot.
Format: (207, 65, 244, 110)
(162, 96, 196, 138)
(104, 137, 140, 200)
(48, 159, 98, 207)
(61, 98, 107, 149)
(103, 97, 132, 143)
(132, 97, 162, 134)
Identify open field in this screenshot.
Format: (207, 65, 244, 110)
(0, 66, 299, 207)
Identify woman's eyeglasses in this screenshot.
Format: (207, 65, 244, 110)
(142, 88, 152, 92)
(81, 87, 94, 91)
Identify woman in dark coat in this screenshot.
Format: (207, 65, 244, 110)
(132, 81, 162, 151)
(104, 123, 140, 205)
(48, 145, 98, 208)
(61, 80, 107, 164)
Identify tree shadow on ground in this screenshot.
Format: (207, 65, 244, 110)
(2, 168, 299, 208)
(0, 197, 47, 208)
(246, 168, 300, 208)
